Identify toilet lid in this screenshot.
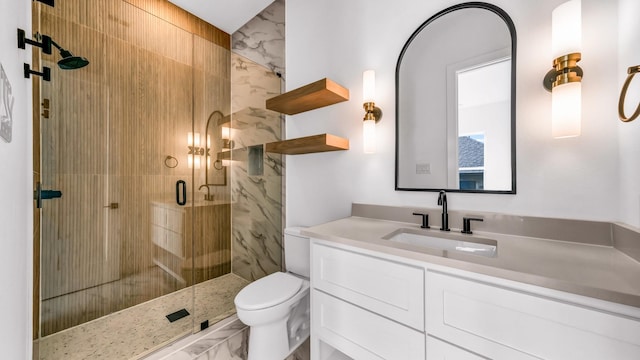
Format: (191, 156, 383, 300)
(235, 272, 303, 310)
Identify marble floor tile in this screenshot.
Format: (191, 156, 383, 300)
(193, 328, 248, 360)
(286, 338, 310, 360)
(148, 317, 310, 360)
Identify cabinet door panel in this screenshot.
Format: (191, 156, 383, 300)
(312, 243, 424, 331)
(165, 230, 184, 257)
(165, 208, 184, 233)
(426, 271, 640, 360)
(151, 205, 167, 226)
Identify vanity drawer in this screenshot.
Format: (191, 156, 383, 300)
(426, 271, 640, 360)
(426, 336, 484, 360)
(150, 205, 184, 234)
(165, 208, 184, 233)
(313, 290, 425, 360)
(151, 225, 184, 257)
(312, 243, 424, 331)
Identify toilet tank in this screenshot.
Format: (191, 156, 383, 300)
(284, 227, 310, 278)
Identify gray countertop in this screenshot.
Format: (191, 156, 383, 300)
(303, 216, 640, 309)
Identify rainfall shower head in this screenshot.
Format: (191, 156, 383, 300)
(51, 40, 89, 70)
(17, 30, 89, 70)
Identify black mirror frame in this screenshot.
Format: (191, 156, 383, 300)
(395, 2, 517, 194)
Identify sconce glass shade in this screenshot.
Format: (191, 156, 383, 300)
(187, 132, 201, 147)
(188, 154, 202, 169)
(363, 70, 376, 103)
(552, 0, 581, 58)
(363, 70, 378, 153)
(552, 81, 581, 138)
(188, 132, 203, 168)
(550, 0, 581, 138)
(221, 126, 230, 140)
(363, 118, 376, 154)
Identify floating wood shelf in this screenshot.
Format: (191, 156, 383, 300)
(266, 78, 350, 115)
(216, 148, 247, 161)
(265, 134, 349, 155)
(216, 151, 231, 160)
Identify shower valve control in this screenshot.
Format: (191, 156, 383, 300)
(42, 99, 50, 118)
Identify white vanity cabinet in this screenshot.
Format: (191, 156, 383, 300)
(310, 238, 640, 360)
(426, 271, 640, 360)
(311, 242, 425, 359)
(150, 201, 231, 286)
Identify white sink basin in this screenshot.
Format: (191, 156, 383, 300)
(383, 228, 497, 258)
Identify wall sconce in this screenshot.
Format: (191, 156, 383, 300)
(618, 65, 640, 122)
(214, 118, 234, 169)
(543, 0, 582, 138)
(221, 125, 233, 150)
(363, 70, 382, 153)
(187, 132, 209, 169)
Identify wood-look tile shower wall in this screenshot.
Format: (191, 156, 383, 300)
(33, 0, 231, 336)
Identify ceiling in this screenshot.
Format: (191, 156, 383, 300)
(168, 0, 275, 34)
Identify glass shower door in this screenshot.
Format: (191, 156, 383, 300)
(34, 0, 196, 352)
(38, 63, 121, 318)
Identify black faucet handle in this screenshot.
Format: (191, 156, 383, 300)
(412, 212, 430, 229)
(462, 217, 484, 234)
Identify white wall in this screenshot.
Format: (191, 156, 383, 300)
(0, 0, 32, 358)
(286, 0, 621, 227)
(618, 0, 640, 228)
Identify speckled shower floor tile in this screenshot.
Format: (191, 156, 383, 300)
(35, 274, 249, 360)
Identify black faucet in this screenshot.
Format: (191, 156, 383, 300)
(462, 217, 483, 234)
(437, 190, 450, 231)
(412, 212, 430, 228)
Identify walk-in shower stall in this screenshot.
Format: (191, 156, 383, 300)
(31, 1, 284, 358)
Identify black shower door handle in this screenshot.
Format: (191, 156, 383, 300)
(176, 180, 186, 206)
(34, 182, 62, 209)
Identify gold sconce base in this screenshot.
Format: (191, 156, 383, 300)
(221, 139, 234, 150)
(543, 52, 583, 91)
(363, 102, 382, 122)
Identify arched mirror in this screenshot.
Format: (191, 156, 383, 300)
(395, 2, 516, 193)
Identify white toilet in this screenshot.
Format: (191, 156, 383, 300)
(234, 227, 311, 360)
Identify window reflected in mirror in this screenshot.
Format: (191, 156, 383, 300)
(456, 58, 511, 191)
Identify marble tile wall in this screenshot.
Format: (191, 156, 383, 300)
(228, 103, 284, 281)
(232, 0, 285, 79)
(230, 0, 285, 282)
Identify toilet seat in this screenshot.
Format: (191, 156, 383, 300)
(235, 272, 303, 311)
